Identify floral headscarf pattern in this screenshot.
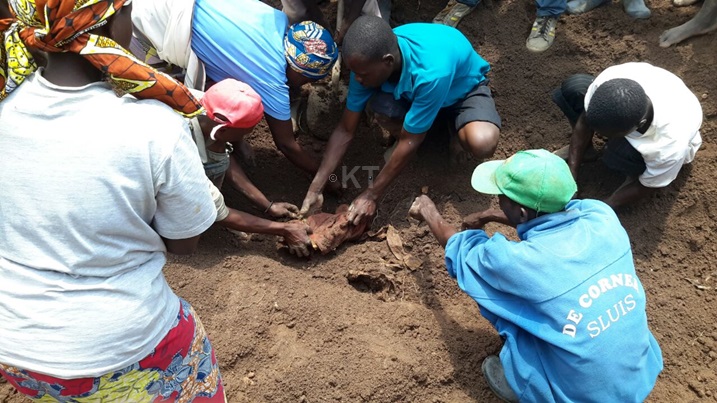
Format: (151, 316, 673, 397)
(0, 0, 203, 117)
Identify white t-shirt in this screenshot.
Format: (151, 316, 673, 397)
(585, 62, 703, 188)
(0, 71, 217, 377)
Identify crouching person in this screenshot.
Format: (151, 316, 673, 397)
(409, 149, 663, 402)
(193, 79, 313, 257)
(0, 0, 225, 400)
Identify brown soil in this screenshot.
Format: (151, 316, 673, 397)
(3, 0, 717, 402)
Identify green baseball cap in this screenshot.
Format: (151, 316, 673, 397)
(471, 149, 577, 213)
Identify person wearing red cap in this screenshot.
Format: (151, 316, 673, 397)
(193, 79, 314, 257)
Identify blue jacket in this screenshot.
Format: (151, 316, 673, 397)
(445, 199, 663, 402)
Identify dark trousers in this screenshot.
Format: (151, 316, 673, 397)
(552, 74, 647, 177)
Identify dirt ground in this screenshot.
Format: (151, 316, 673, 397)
(3, 0, 717, 402)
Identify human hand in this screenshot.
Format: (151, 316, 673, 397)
(462, 211, 491, 230)
(461, 208, 508, 230)
(409, 195, 435, 222)
(284, 222, 313, 258)
(347, 193, 377, 226)
(267, 202, 300, 219)
(299, 190, 324, 217)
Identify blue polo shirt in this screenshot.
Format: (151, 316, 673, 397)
(444, 199, 663, 402)
(346, 23, 490, 134)
(192, 0, 290, 121)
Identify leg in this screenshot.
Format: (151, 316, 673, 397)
(602, 137, 647, 177)
(551, 74, 600, 160)
(536, 0, 567, 17)
(451, 84, 501, 161)
(433, 0, 480, 27)
(361, 0, 392, 23)
(551, 73, 595, 127)
(456, 121, 500, 159)
(623, 0, 651, 19)
(367, 91, 409, 160)
(0, 300, 225, 402)
(281, 0, 330, 28)
(372, 113, 403, 161)
(660, 0, 717, 47)
(567, 0, 609, 15)
(674, 0, 701, 6)
(526, 0, 564, 52)
(281, 0, 308, 23)
(482, 356, 519, 403)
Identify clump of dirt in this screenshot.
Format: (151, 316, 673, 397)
(304, 82, 348, 140)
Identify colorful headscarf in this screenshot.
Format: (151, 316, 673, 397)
(284, 21, 338, 79)
(0, 0, 203, 117)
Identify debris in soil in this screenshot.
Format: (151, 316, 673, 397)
(386, 225, 406, 261)
(684, 278, 712, 290)
(346, 269, 399, 301)
(386, 225, 423, 271)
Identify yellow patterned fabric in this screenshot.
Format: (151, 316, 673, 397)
(0, 300, 224, 402)
(0, 0, 203, 117)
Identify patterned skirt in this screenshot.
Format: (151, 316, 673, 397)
(0, 299, 225, 403)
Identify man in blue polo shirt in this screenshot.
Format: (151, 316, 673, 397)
(408, 149, 663, 402)
(299, 16, 501, 226)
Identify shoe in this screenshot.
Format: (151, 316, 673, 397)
(566, 0, 609, 15)
(433, 0, 457, 23)
(482, 355, 519, 403)
(526, 16, 558, 53)
(434, 0, 477, 27)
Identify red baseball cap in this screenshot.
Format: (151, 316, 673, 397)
(201, 79, 264, 138)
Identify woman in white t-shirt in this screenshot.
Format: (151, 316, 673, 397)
(0, 0, 226, 401)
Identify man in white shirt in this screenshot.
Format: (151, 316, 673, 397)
(551, 62, 702, 210)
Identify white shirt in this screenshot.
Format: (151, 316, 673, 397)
(0, 71, 216, 377)
(131, 0, 205, 89)
(585, 62, 703, 188)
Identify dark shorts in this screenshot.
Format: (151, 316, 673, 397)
(603, 137, 647, 177)
(368, 82, 502, 132)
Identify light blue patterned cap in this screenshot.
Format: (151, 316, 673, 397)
(284, 21, 338, 79)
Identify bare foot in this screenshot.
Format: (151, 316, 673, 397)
(673, 0, 700, 7)
(567, 0, 609, 14)
(226, 228, 250, 242)
(623, 0, 651, 19)
(660, 0, 717, 47)
(448, 134, 473, 165)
